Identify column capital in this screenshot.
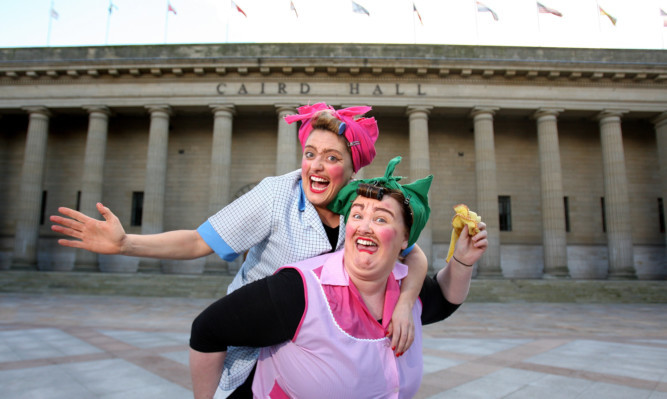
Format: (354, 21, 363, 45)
(22, 106, 51, 117)
(275, 104, 299, 115)
(533, 108, 564, 120)
(145, 104, 172, 116)
(470, 106, 499, 118)
(595, 109, 628, 122)
(651, 111, 667, 127)
(83, 105, 111, 116)
(406, 105, 433, 117)
(209, 103, 236, 116)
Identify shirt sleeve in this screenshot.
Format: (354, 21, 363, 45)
(198, 176, 279, 261)
(190, 268, 306, 353)
(419, 273, 461, 325)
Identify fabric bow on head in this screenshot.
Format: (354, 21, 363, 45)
(284, 102, 379, 173)
(328, 156, 432, 247)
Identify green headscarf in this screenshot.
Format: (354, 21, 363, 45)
(328, 156, 432, 247)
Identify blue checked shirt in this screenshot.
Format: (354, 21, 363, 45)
(197, 169, 345, 390)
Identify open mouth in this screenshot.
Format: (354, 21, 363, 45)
(356, 237, 378, 254)
(309, 175, 330, 193)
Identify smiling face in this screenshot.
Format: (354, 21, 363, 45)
(343, 194, 410, 283)
(301, 129, 354, 216)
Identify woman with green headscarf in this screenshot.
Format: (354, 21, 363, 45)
(189, 157, 488, 398)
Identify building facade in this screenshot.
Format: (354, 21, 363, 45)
(0, 43, 665, 279)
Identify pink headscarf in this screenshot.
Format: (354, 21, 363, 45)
(284, 103, 379, 173)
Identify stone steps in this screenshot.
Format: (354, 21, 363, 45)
(1, 270, 665, 303)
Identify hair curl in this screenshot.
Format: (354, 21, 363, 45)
(309, 111, 353, 157)
(356, 183, 413, 232)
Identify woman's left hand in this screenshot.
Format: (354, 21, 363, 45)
(386, 300, 415, 356)
(453, 221, 488, 266)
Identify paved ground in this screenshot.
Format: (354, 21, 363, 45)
(1, 293, 666, 399)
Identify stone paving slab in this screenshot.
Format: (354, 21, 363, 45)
(1, 293, 666, 398)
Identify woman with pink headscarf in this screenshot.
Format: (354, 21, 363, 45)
(51, 103, 428, 396)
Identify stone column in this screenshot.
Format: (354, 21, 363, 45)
(209, 105, 235, 214)
(653, 112, 667, 260)
(75, 106, 111, 271)
(140, 105, 171, 271)
(597, 110, 635, 279)
(205, 105, 235, 273)
(13, 106, 50, 268)
(275, 105, 299, 175)
(407, 106, 433, 268)
(471, 107, 502, 277)
(534, 108, 569, 278)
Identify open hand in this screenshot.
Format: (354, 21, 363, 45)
(50, 203, 127, 255)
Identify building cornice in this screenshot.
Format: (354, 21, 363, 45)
(0, 43, 665, 85)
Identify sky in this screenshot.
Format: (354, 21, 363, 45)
(1, 0, 667, 50)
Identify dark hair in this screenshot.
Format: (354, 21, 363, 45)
(356, 183, 413, 232)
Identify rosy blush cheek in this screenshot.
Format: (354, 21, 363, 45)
(375, 228, 398, 246)
(326, 164, 346, 184)
(344, 223, 356, 242)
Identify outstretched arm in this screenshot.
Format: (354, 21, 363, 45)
(436, 222, 488, 304)
(387, 244, 428, 356)
(50, 202, 213, 259)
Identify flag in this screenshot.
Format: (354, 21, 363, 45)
(599, 6, 616, 26)
(413, 2, 423, 25)
(50, 7, 59, 20)
(290, 1, 298, 18)
(661, 8, 667, 27)
(168, 2, 177, 15)
(537, 2, 562, 17)
(476, 1, 498, 21)
(352, 1, 370, 16)
(232, 0, 247, 17)
(108, 1, 118, 15)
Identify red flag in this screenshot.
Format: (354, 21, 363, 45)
(290, 1, 298, 18)
(537, 2, 562, 17)
(661, 8, 667, 28)
(168, 3, 177, 15)
(599, 6, 617, 26)
(413, 2, 423, 25)
(232, 0, 247, 17)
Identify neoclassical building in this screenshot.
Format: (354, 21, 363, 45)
(0, 43, 665, 279)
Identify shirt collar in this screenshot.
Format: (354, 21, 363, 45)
(320, 249, 409, 286)
(298, 178, 306, 212)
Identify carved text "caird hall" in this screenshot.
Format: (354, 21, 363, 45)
(216, 82, 428, 96)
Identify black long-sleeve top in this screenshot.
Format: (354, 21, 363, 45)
(190, 268, 460, 353)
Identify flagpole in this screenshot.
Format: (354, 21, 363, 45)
(226, 0, 231, 43)
(164, 0, 170, 43)
(595, 1, 602, 48)
(47, 0, 55, 46)
(535, 4, 542, 47)
(105, 1, 112, 45)
(473, 0, 480, 44)
(412, 1, 416, 44)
